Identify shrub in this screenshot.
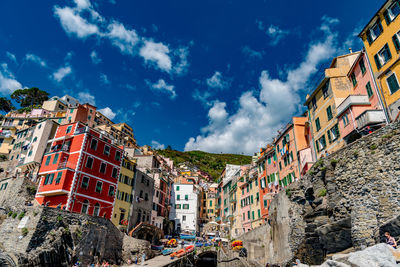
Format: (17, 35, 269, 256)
(286, 188, 292, 198)
(330, 159, 339, 167)
(18, 212, 25, 220)
(320, 166, 326, 171)
(370, 143, 378, 150)
(7, 211, 12, 217)
(318, 188, 327, 197)
(21, 227, 28, 236)
(26, 185, 37, 195)
(12, 212, 17, 219)
(57, 215, 63, 222)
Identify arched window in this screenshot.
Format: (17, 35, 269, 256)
(81, 200, 89, 214)
(93, 203, 100, 216)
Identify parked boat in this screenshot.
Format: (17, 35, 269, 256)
(180, 233, 196, 240)
(151, 244, 164, 250)
(162, 249, 174, 256)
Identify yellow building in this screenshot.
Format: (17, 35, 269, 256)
(112, 157, 136, 229)
(248, 168, 263, 229)
(112, 123, 137, 148)
(359, 0, 400, 120)
(0, 125, 17, 155)
(305, 52, 360, 159)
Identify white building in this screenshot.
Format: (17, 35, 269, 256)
(169, 183, 200, 234)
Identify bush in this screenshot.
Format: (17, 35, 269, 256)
(330, 159, 339, 167)
(26, 185, 37, 196)
(7, 211, 12, 217)
(57, 215, 63, 222)
(21, 227, 28, 236)
(320, 166, 326, 171)
(286, 188, 292, 198)
(318, 188, 327, 197)
(18, 212, 25, 220)
(12, 212, 17, 219)
(370, 143, 378, 150)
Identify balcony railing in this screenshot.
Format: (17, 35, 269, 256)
(356, 110, 386, 130)
(336, 95, 370, 116)
(58, 160, 76, 170)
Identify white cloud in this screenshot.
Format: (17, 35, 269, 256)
(54, 0, 189, 75)
(242, 46, 264, 60)
(78, 92, 96, 105)
(54, 6, 100, 38)
(147, 79, 176, 99)
(6, 52, 17, 64)
(266, 25, 290, 46)
(51, 66, 72, 82)
(0, 63, 23, 95)
(90, 51, 102, 64)
(140, 40, 171, 72)
(151, 140, 165, 150)
(185, 17, 339, 155)
(25, 53, 47, 67)
(98, 107, 116, 120)
(206, 71, 230, 89)
(100, 73, 110, 84)
(192, 89, 212, 107)
(107, 21, 139, 55)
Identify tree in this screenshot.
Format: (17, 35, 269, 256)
(0, 97, 14, 113)
(11, 87, 49, 108)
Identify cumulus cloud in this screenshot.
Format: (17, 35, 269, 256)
(151, 140, 165, 150)
(98, 107, 116, 120)
(90, 51, 102, 64)
(206, 71, 230, 89)
(185, 17, 339, 155)
(6, 52, 17, 64)
(0, 63, 23, 95)
(54, 0, 189, 75)
(51, 66, 72, 82)
(25, 53, 47, 67)
(78, 92, 96, 105)
(147, 79, 176, 99)
(257, 20, 289, 46)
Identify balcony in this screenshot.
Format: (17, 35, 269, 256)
(336, 95, 370, 117)
(356, 110, 386, 130)
(36, 188, 69, 196)
(58, 160, 76, 170)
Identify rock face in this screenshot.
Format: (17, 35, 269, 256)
(0, 206, 153, 266)
(240, 122, 400, 265)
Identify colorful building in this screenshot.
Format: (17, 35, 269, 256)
(359, 0, 400, 121)
(305, 52, 360, 159)
(205, 184, 217, 221)
(35, 122, 123, 219)
(337, 51, 387, 144)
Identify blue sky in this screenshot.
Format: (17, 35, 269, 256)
(0, 0, 380, 154)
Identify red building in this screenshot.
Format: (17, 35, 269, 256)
(35, 122, 123, 219)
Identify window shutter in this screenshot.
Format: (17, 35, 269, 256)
(366, 30, 373, 45)
(386, 44, 392, 60)
(374, 54, 382, 69)
(377, 19, 383, 33)
(327, 130, 332, 143)
(384, 10, 391, 25)
(393, 35, 400, 51)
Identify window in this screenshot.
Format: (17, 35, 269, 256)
(90, 139, 98, 150)
(176, 186, 180, 191)
(243, 213, 245, 220)
(175, 204, 181, 209)
(182, 215, 186, 221)
(55, 172, 62, 184)
(33, 137, 37, 143)
(384, 1, 400, 25)
(53, 153, 59, 164)
(366, 20, 383, 44)
(209, 200, 212, 206)
(387, 73, 400, 94)
(315, 118, 321, 131)
(183, 204, 189, 209)
(177, 195, 180, 200)
(185, 195, 188, 200)
(350, 72, 357, 87)
(86, 157, 93, 169)
(258, 209, 261, 218)
(322, 82, 329, 98)
(44, 174, 49, 185)
(255, 179, 258, 186)
(342, 113, 350, 127)
(95, 181, 103, 193)
(48, 173, 54, 184)
(393, 32, 400, 51)
(108, 186, 115, 196)
(111, 167, 118, 178)
(81, 200, 89, 214)
(311, 97, 317, 111)
(28, 150, 32, 157)
(374, 44, 392, 69)
(104, 145, 110, 156)
(366, 82, 374, 98)
(360, 58, 367, 75)
(247, 211, 250, 220)
(115, 151, 121, 161)
(145, 193, 148, 201)
(45, 156, 51, 166)
(93, 203, 100, 216)
(326, 106, 333, 121)
(81, 176, 89, 189)
(316, 135, 327, 152)
(100, 162, 107, 174)
(66, 126, 72, 134)
(251, 195, 253, 204)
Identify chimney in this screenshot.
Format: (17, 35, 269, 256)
(349, 48, 353, 53)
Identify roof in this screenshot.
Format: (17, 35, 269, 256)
(358, 0, 392, 37)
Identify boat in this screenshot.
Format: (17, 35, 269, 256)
(151, 244, 164, 250)
(162, 249, 174, 256)
(171, 249, 185, 259)
(185, 245, 195, 253)
(179, 233, 196, 240)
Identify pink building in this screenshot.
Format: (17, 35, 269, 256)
(337, 51, 387, 144)
(239, 181, 252, 233)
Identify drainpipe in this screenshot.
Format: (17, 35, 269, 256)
(364, 49, 390, 123)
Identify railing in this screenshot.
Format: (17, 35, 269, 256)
(336, 95, 370, 116)
(57, 160, 76, 169)
(74, 127, 87, 135)
(356, 110, 386, 130)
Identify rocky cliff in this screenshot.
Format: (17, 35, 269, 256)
(240, 122, 400, 266)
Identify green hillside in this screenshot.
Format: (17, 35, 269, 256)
(157, 149, 252, 181)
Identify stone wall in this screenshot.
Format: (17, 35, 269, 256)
(240, 122, 400, 265)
